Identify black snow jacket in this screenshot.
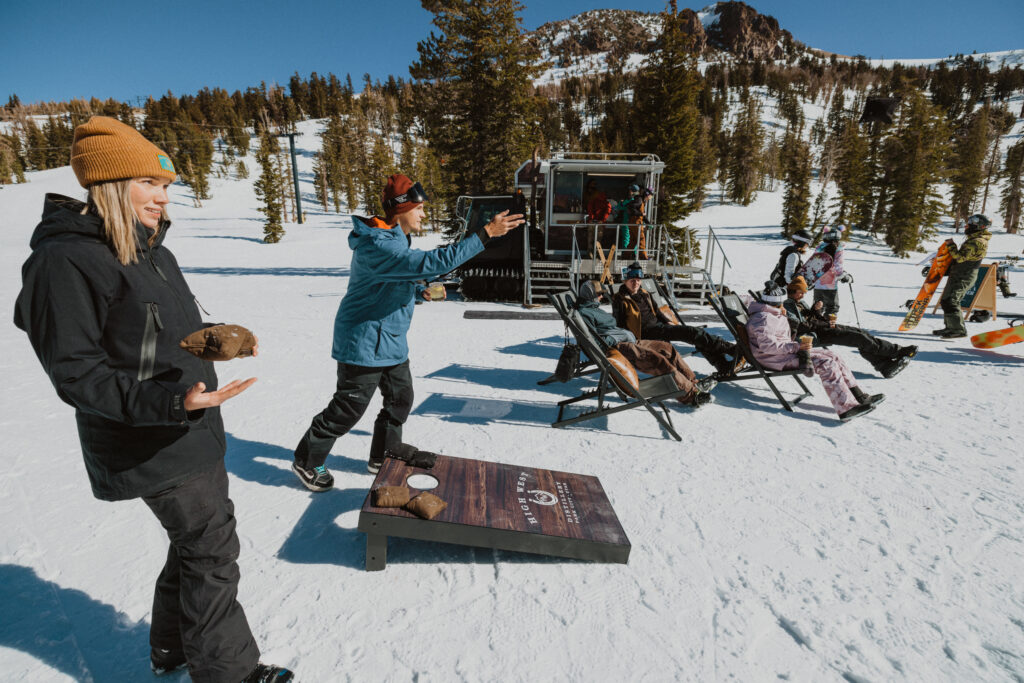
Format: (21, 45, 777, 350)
(14, 194, 225, 501)
(771, 245, 805, 286)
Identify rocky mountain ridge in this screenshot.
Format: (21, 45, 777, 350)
(527, 1, 802, 70)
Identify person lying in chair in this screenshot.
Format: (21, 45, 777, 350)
(577, 280, 716, 407)
(783, 276, 916, 379)
(747, 281, 882, 423)
(612, 263, 743, 378)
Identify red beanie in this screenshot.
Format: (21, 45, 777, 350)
(382, 174, 422, 219)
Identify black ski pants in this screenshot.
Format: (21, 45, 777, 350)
(642, 322, 736, 366)
(143, 461, 259, 683)
(294, 360, 414, 468)
(815, 324, 900, 371)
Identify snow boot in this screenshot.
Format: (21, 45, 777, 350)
(695, 377, 718, 394)
(932, 328, 952, 336)
(839, 402, 876, 423)
(691, 391, 715, 409)
(242, 663, 294, 683)
(292, 462, 334, 492)
(897, 345, 918, 359)
(879, 356, 911, 379)
(851, 386, 885, 406)
(939, 329, 967, 339)
(150, 648, 187, 676)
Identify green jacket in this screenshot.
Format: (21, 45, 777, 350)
(949, 230, 991, 266)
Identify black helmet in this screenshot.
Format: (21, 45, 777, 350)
(966, 214, 991, 232)
(792, 229, 812, 245)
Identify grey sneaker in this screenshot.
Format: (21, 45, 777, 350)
(292, 463, 334, 492)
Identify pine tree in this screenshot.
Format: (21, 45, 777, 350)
(832, 120, 871, 227)
(633, 0, 704, 224)
(780, 123, 812, 236)
(725, 92, 764, 206)
(254, 128, 284, 243)
(948, 104, 990, 228)
(879, 90, 950, 255)
(235, 160, 249, 180)
(1000, 139, 1024, 234)
(411, 0, 541, 237)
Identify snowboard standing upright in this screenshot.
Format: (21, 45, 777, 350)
(900, 242, 952, 331)
(797, 251, 834, 288)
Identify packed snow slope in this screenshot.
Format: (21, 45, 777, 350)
(1, 119, 1023, 682)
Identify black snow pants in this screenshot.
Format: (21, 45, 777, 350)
(642, 322, 736, 368)
(294, 360, 414, 469)
(815, 324, 900, 372)
(143, 461, 259, 683)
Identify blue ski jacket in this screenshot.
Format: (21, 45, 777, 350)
(332, 215, 489, 366)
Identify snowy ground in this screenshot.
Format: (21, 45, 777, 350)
(2, 121, 1024, 682)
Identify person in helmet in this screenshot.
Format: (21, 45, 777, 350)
(292, 174, 524, 487)
(770, 228, 813, 286)
(811, 224, 852, 316)
(935, 214, 992, 339)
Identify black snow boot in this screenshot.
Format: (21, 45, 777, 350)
(879, 356, 912, 379)
(839, 402, 876, 422)
(150, 648, 187, 676)
(932, 328, 952, 336)
(851, 386, 885, 406)
(897, 345, 918, 359)
(242, 663, 294, 683)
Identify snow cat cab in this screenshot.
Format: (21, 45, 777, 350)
(453, 152, 728, 306)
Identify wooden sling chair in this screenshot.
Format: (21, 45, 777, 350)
(547, 290, 688, 441)
(706, 291, 813, 412)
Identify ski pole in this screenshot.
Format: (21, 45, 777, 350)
(847, 280, 862, 328)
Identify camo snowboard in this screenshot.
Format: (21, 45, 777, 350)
(970, 321, 1024, 349)
(900, 242, 952, 331)
(797, 251, 833, 288)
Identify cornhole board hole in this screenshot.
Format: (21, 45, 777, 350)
(357, 455, 630, 571)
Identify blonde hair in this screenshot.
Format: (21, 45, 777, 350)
(83, 179, 165, 265)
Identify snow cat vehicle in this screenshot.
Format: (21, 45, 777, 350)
(452, 152, 730, 306)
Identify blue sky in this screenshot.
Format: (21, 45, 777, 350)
(3, 0, 1022, 105)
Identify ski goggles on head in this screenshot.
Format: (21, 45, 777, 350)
(382, 181, 429, 210)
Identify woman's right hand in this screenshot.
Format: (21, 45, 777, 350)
(184, 378, 257, 411)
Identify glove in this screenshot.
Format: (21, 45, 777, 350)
(179, 324, 257, 361)
(839, 273, 853, 284)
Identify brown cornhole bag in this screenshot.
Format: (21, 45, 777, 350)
(404, 492, 448, 520)
(606, 347, 640, 396)
(372, 485, 411, 508)
(180, 324, 256, 361)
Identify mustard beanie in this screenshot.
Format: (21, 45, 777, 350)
(70, 116, 176, 187)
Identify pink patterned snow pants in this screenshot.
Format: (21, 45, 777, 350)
(809, 348, 860, 414)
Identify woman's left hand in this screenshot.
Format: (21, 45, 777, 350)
(184, 378, 257, 411)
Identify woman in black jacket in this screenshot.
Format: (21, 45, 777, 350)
(14, 117, 291, 683)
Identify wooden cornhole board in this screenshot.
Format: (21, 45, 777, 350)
(931, 263, 998, 320)
(357, 455, 630, 571)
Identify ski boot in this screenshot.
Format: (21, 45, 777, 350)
(851, 386, 885, 406)
(839, 402, 876, 422)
